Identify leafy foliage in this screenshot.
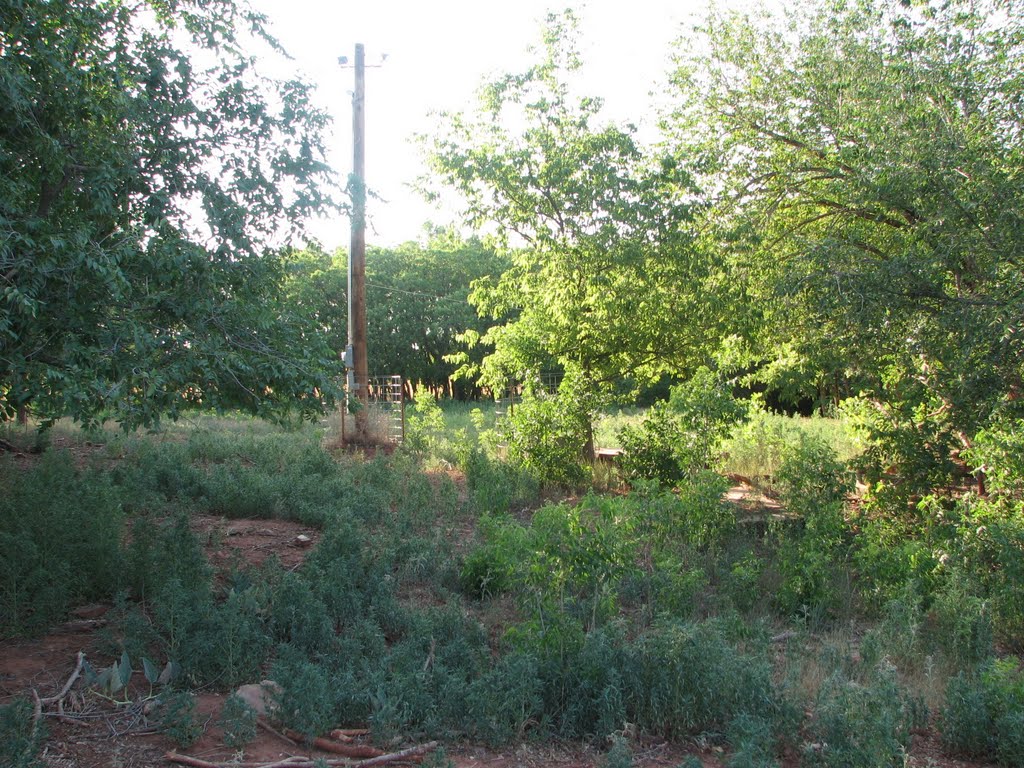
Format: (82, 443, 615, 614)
(0, 698, 43, 768)
(0, 0, 342, 427)
(943, 659, 1024, 765)
(805, 664, 917, 767)
(503, 381, 594, 488)
(665, 0, 1024, 490)
(619, 367, 747, 486)
(424, 12, 713, 433)
(284, 234, 510, 393)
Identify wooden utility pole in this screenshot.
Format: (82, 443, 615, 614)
(349, 43, 369, 441)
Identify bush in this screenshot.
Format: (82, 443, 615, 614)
(501, 498, 639, 631)
(458, 515, 531, 600)
(771, 438, 852, 621)
(0, 452, 124, 636)
(943, 658, 1024, 765)
(928, 573, 993, 669)
(504, 392, 591, 488)
(965, 414, 1024, 496)
(460, 447, 540, 515)
(726, 712, 780, 768)
(619, 367, 746, 486)
(951, 496, 1024, 647)
(218, 693, 258, 748)
(115, 430, 353, 525)
(803, 665, 917, 767)
(463, 652, 543, 744)
(626, 619, 779, 740)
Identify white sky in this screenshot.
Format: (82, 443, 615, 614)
(250, 0, 710, 248)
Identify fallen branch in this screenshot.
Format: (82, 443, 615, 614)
(165, 753, 220, 768)
(31, 652, 88, 735)
(166, 740, 438, 768)
(352, 741, 438, 767)
(329, 727, 369, 742)
(282, 728, 384, 758)
(258, 717, 298, 747)
(40, 651, 86, 705)
(31, 689, 42, 733)
(57, 619, 108, 633)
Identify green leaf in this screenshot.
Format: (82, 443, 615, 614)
(142, 657, 160, 685)
(157, 661, 181, 686)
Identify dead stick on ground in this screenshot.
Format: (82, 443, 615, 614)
(258, 717, 298, 747)
(282, 728, 384, 757)
(166, 741, 438, 768)
(165, 753, 221, 768)
(40, 651, 86, 706)
(31, 689, 42, 732)
(255, 740, 439, 768)
(351, 741, 438, 767)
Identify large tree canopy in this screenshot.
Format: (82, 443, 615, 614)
(664, 0, 1024, 483)
(423, 12, 714, 403)
(0, 0, 342, 427)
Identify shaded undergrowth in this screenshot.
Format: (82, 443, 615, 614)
(1, 417, 1022, 767)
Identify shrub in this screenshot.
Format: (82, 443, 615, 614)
(0, 452, 124, 636)
(859, 586, 924, 670)
(942, 658, 1024, 766)
(726, 712, 779, 768)
(951, 496, 1024, 647)
(804, 664, 916, 767)
(618, 367, 746, 486)
(964, 414, 1024, 496)
(943, 672, 995, 758)
(771, 438, 852, 621)
(460, 447, 540, 515)
(518, 498, 638, 630)
(271, 646, 339, 739)
(602, 735, 634, 768)
(626, 619, 779, 740)
(159, 690, 202, 747)
(0, 698, 43, 768)
(928, 573, 993, 669)
(504, 392, 591, 488)
(404, 389, 448, 456)
(618, 401, 689, 487)
(463, 652, 543, 745)
(188, 587, 272, 688)
(124, 512, 211, 605)
(218, 693, 258, 749)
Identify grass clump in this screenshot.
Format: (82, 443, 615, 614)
(0, 698, 44, 768)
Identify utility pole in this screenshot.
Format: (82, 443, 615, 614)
(348, 43, 369, 441)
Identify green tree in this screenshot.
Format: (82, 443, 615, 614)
(0, 0, 343, 428)
(283, 232, 510, 395)
(666, 0, 1024, 488)
(423, 12, 713, 454)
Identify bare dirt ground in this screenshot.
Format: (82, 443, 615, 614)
(0, 494, 994, 768)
